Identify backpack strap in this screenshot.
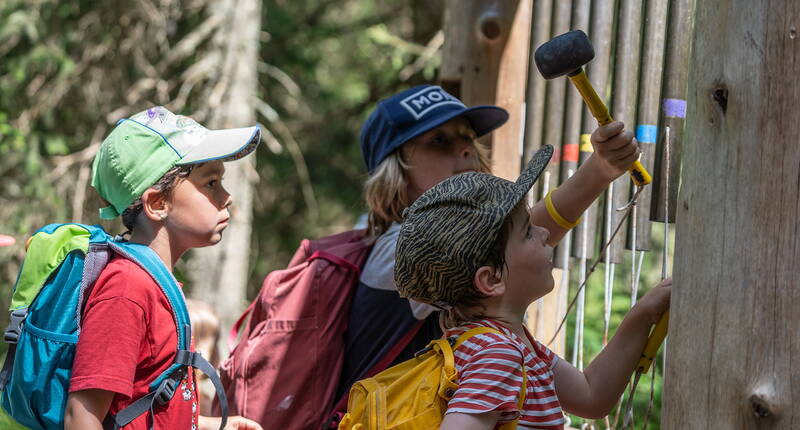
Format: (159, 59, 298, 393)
(451, 326, 528, 430)
(227, 299, 256, 351)
(105, 241, 228, 430)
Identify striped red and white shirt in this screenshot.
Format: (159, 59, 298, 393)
(445, 319, 565, 429)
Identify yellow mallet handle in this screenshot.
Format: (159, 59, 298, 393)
(567, 70, 652, 186)
(636, 310, 669, 373)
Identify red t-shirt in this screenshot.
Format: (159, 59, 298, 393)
(70, 257, 199, 429)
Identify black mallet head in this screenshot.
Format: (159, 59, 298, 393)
(534, 29, 595, 79)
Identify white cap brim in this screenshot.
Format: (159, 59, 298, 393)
(177, 125, 261, 165)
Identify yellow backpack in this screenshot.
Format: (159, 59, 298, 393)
(338, 326, 527, 430)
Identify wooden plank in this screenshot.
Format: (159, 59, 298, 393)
(441, 0, 532, 181)
(662, 0, 799, 427)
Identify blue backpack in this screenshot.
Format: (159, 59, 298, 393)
(0, 223, 229, 429)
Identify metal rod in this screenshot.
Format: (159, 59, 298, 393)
(522, 0, 553, 170)
(629, 0, 669, 252)
(571, 0, 617, 263)
(607, 0, 644, 265)
(650, 0, 694, 223)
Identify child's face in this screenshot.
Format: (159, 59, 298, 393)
(501, 206, 554, 306)
(164, 160, 232, 249)
(401, 117, 481, 202)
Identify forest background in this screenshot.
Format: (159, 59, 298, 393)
(0, 0, 669, 428)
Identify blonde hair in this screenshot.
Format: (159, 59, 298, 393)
(364, 138, 491, 240)
(364, 151, 411, 240)
(187, 299, 220, 364)
(186, 299, 220, 415)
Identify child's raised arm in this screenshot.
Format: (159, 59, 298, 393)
(531, 121, 639, 245)
(64, 389, 114, 430)
(551, 278, 671, 418)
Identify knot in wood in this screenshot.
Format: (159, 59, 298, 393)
(478, 14, 502, 40)
(749, 393, 775, 419)
(748, 381, 779, 421)
(712, 87, 728, 115)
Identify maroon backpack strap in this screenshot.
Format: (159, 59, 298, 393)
(308, 250, 361, 274)
(227, 300, 256, 351)
(324, 319, 426, 429)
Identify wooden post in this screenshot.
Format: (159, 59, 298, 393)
(440, 0, 533, 181)
(662, 0, 799, 427)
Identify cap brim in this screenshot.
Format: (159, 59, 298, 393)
(177, 125, 261, 164)
(460, 105, 510, 137)
(394, 105, 509, 150)
(514, 144, 554, 198)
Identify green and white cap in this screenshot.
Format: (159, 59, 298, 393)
(91, 106, 261, 219)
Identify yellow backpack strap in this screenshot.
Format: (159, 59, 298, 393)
(451, 326, 528, 430)
(453, 326, 501, 348)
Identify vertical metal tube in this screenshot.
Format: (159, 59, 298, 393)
(630, 0, 670, 252)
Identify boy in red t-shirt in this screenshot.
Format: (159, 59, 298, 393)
(65, 107, 262, 430)
(394, 146, 671, 430)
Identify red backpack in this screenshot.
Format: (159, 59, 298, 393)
(215, 230, 372, 430)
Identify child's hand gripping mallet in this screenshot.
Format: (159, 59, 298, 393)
(533, 29, 652, 186)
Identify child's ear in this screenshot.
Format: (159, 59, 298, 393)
(141, 188, 170, 222)
(473, 265, 505, 297)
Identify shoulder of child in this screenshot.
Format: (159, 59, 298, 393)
(454, 329, 525, 363)
(90, 257, 164, 306)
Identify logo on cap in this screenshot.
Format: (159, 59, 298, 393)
(399, 86, 465, 120)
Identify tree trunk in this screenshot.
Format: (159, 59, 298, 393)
(186, 0, 261, 356)
(662, 1, 799, 427)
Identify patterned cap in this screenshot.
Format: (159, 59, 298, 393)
(91, 106, 261, 219)
(395, 145, 553, 307)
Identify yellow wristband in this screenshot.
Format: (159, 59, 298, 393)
(545, 189, 581, 230)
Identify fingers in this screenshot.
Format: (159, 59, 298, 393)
(591, 121, 641, 171)
(592, 120, 625, 141)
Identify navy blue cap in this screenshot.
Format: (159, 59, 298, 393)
(359, 85, 509, 173)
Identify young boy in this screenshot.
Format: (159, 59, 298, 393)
(394, 145, 671, 430)
(64, 107, 263, 430)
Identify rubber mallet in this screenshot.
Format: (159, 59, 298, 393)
(534, 29, 652, 186)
